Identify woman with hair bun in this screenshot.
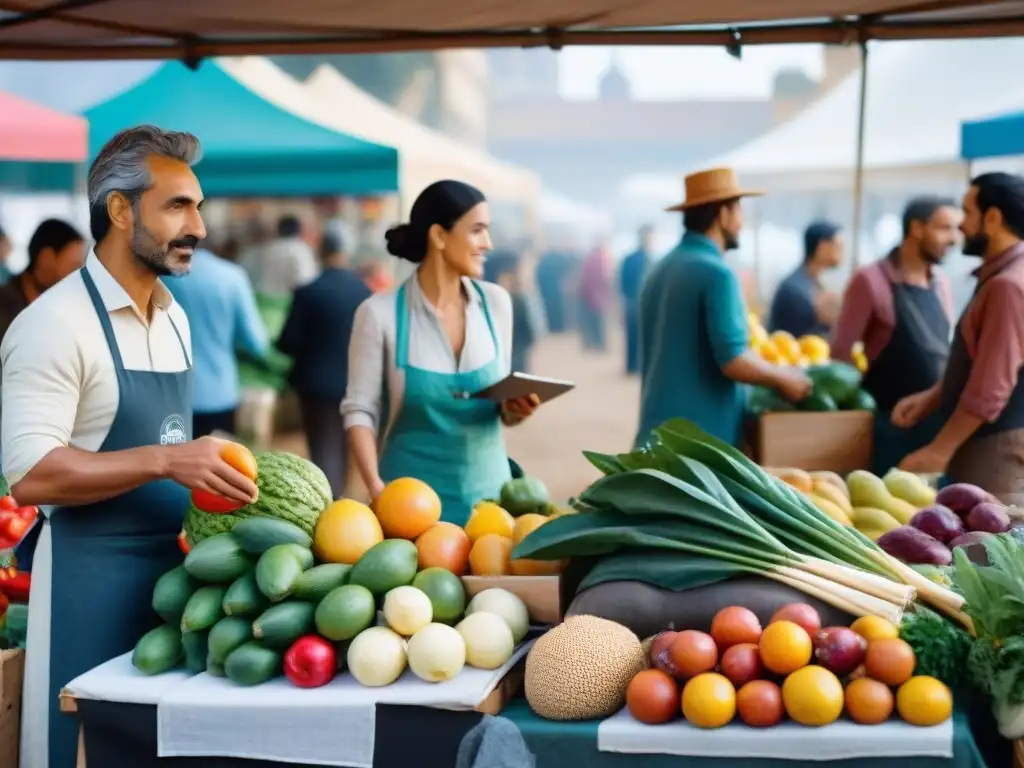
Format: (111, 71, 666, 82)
(341, 181, 539, 524)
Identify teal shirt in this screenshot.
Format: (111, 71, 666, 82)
(635, 232, 749, 447)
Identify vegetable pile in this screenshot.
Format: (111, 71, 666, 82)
(516, 419, 970, 631)
(749, 361, 875, 414)
(878, 483, 1014, 567)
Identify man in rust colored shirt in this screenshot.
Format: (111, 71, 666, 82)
(897, 173, 1024, 503)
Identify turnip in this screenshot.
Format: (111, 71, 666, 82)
(909, 505, 964, 544)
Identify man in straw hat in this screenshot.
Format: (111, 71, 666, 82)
(635, 168, 812, 448)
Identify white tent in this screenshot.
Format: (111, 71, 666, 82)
(539, 191, 612, 233)
(301, 64, 540, 214)
(703, 38, 1024, 191)
(220, 57, 540, 217)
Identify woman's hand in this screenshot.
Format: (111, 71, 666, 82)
(501, 394, 540, 426)
(368, 476, 386, 500)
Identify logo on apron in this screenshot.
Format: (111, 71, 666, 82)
(159, 414, 188, 445)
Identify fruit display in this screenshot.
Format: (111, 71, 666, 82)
(133, 471, 537, 690)
(748, 360, 876, 414)
(622, 603, 952, 730)
(0, 494, 39, 551)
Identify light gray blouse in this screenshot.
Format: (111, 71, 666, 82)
(341, 275, 513, 441)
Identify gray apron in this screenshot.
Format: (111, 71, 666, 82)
(20, 266, 192, 768)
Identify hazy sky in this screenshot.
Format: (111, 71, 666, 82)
(558, 45, 824, 100)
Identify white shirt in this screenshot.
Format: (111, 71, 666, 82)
(241, 236, 319, 296)
(0, 253, 191, 486)
(341, 275, 512, 441)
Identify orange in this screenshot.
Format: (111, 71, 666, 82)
(468, 534, 513, 576)
(681, 673, 736, 729)
(782, 666, 844, 726)
(415, 522, 471, 575)
(850, 615, 900, 643)
(758, 620, 812, 675)
(221, 441, 258, 480)
(510, 513, 565, 576)
(464, 502, 515, 542)
(864, 638, 916, 686)
(896, 676, 952, 726)
(845, 677, 895, 725)
(374, 477, 441, 539)
(313, 499, 383, 564)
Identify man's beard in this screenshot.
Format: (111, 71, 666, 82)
(723, 231, 740, 251)
(962, 233, 988, 258)
(920, 243, 945, 265)
(131, 221, 197, 277)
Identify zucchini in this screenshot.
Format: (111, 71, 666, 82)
(207, 616, 253, 666)
(293, 564, 351, 603)
(224, 642, 282, 686)
(184, 533, 252, 583)
(230, 517, 312, 554)
(152, 565, 198, 623)
(132, 624, 183, 675)
(255, 545, 305, 602)
(222, 571, 269, 617)
(181, 585, 228, 633)
(252, 602, 316, 648)
(182, 630, 210, 673)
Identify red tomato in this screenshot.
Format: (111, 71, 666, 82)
(191, 488, 245, 515)
(3, 517, 29, 542)
(0, 572, 31, 602)
(177, 530, 191, 555)
(0, 496, 17, 512)
(15, 506, 37, 522)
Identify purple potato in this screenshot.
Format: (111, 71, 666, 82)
(878, 526, 953, 566)
(936, 483, 994, 517)
(909, 505, 965, 544)
(949, 531, 993, 550)
(966, 502, 1012, 534)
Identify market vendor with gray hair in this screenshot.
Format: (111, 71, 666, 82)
(2, 125, 258, 768)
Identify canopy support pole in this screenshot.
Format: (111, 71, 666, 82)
(851, 39, 869, 269)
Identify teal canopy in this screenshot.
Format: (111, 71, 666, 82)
(84, 61, 399, 197)
(960, 110, 1024, 161)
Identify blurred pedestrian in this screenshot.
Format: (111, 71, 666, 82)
(578, 240, 612, 351)
(277, 230, 372, 498)
(619, 225, 653, 374)
(768, 220, 844, 338)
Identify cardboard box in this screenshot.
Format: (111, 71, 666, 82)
(748, 411, 874, 474)
(461, 575, 562, 625)
(0, 649, 24, 768)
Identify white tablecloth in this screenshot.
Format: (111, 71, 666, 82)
(597, 706, 954, 760)
(65, 641, 532, 768)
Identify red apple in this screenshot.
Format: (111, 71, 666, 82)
(649, 630, 678, 672)
(720, 642, 762, 687)
(769, 603, 822, 638)
(284, 635, 337, 688)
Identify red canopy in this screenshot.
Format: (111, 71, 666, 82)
(0, 90, 87, 163)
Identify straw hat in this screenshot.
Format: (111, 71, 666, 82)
(665, 167, 764, 212)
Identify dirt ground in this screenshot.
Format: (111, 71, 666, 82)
(273, 326, 640, 503)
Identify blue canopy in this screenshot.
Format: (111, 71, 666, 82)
(961, 110, 1024, 161)
(85, 61, 399, 197)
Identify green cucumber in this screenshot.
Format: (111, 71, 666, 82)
(314, 584, 376, 641)
(230, 517, 312, 554)
(182, 630, 210, 673)
(224, 642, 282, 686)
(152, 565, 198, 623)
(255, 544, 305, 602)
(222, 572, 269, 617)
(284, 543, 314, 570)
(252, 602, 316, 648)
(293, 564, 351, 603)
(207, 616, 253, 666)
(181, 585, 228, 633)
(184, 533, 253, 583)
(132, 624, 183, 675)
(206, 656, 225, 677)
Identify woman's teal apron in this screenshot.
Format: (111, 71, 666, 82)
(21, 267, 192, 768)
(378, 280, 511, 527)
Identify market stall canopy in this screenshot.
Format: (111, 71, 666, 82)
(702, 37, 1024, 192)
(0, 89, 87, 190)
(84, 59, 399, 197)
(218, 57, 540, 213)
(2, 1, 1024, 59)
(539, 191, 612, 234)
(961, 109, 1024, 161)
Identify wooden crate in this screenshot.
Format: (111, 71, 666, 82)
(461, 575, 562, 625)
(1014, 738, 1023, 768)
(748, 411, 873, 474)
(0, 650, 23, 768)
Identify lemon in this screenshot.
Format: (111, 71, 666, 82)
(897, 676, 952, 726)
(850, 615, 900, 643)
(682, 673, 736, 728)
(464, 502, 515, 542)
(313, 499, 383, 564)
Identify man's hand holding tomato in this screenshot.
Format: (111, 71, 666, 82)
(186, 439, 259, 514)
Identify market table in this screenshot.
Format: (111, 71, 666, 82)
(66, 693, 1003, 768)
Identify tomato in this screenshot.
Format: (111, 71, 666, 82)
(0, 572, 31, 602)
(3, 517, 29, 542)
(221, 442, 258, 481)
(15, 506, 37, 522)
(0, 496, 17, 512)
(177, 530, 191, 555)
(191, 488, 245, 515)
